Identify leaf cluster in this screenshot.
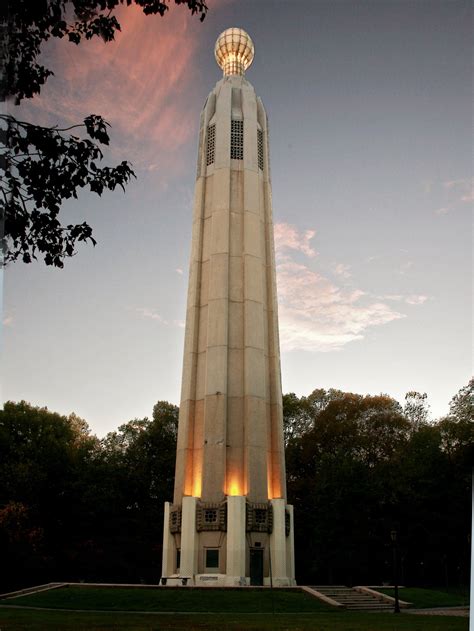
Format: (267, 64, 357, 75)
(2, 114, 135, 266)
(0, 399, 178, 590)
(284, 382, 472, 586)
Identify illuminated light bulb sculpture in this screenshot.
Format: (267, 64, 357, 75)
(214, 27, 255, 76)
(161, 28, 295, 587)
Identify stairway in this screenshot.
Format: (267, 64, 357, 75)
(310, 585, 394, 611)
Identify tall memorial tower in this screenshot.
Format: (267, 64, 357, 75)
(161, 28, 295, 587)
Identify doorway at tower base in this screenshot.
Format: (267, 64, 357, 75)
(161, 496, 296, 587)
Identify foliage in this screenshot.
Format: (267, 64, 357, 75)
(2, 114, 135, 266)
(284, 384, 471, 586)
(1, 0, 208, 267)
(282, 388, 347, 445)
(0, 380, 471, 592)
(403, 391, 431, 429)
(0, 401, 98, 588)
(447, 377, 473, 422)
(438, 377, 473, 466)
(282, 392, 311, 445)
(0, 399, 178, 591)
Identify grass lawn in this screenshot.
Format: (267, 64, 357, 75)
(0, 608, 469, 631)
(0, 586, 331, 613)
(378, 587, 470, 608)
(0, 586, 469, 630)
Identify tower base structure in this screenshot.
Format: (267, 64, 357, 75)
(161, 496, 296, 586)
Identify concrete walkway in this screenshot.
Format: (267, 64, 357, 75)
(403, 606, 469, 617)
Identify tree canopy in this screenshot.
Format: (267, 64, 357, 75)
(1, 0, 208, 267)
(0, 399, 179, 589)
(284, 384, 472, 585)
(0, 381, 471, 591)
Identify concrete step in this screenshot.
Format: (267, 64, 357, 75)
(311, 585, 350, 591)
(0, 583, 66, 600)
(307, 585, 395, 611)
(343, 600, 388, 603)
(350, 605, 393, 608)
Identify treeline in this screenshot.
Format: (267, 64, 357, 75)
(0, 402, 178, 591)
(0, 382, 472, 592)
(284, 385, 472, 586)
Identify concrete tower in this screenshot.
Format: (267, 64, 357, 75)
(161, 28, 295, 587)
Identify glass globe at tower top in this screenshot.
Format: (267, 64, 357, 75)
(214, 28, 254, 76)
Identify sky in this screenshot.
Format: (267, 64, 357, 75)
(2, 0, 472, 437)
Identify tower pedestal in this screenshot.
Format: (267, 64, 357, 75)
(225, 496, 246, 584)
(180, 496, 198, 579)
(161, 495, 296, 586)
(266, 499, 295, 586)
(161, 502, 175, 579)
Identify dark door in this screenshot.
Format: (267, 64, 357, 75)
(249, 548, 264, 586)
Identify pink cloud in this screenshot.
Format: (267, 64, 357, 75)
(334, 263, 352, 279)
(274, 223, 317, 259)
(273, 225, 407, 352)
(405, 295, 429, 305)
(18, 4, 204, 174)
(135, 307, 184, 329)
(383, 294, 429, 305)
(276, 259, 404, 352)
(441, 178, 474, 207)
(136, 307, 167, 324)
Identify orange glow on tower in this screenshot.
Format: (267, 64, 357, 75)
(192, 478, 202, 498)
(226, 473, 243, 497)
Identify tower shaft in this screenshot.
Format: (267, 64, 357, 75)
(174, 75, 286, 506)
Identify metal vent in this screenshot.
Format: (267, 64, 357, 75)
(246, 502, 273, 533)
(196, 502, 227, 532)
(230, 120, 243, 160)
(206, 124, 215, 166)
(169, 506, 182, 533)
(257, 129, 264, 170)
(204, 509, 218, 523)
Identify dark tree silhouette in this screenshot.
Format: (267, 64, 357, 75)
(1, 382, 470, 590)
(284, 385, 472, 586)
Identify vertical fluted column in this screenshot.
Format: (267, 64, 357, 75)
(200, 81, 232, 501)
(241, 82, 269, 502)
(173, 93, 216, 502)
(259, 99, 287, 501)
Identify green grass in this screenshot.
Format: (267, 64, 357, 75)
(0, 586, 469, 630)
(0, 586, 331, 613)
(0, 608, 469, 631)
(378, 587, 470, 608)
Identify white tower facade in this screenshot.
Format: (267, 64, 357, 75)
(161, 28, 295, 587)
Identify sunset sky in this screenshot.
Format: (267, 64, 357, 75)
(2, 0, 472, 436)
